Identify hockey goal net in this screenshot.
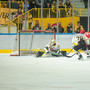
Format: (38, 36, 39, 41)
(10, 30, 56, 56)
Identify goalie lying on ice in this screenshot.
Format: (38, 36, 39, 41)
(36, 39, 62, 57)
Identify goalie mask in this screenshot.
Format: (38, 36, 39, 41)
(50, 39, 56, 46)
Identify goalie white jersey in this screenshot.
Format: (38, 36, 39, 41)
(72, 34, 86, 46)
(44, 39, 60, 53)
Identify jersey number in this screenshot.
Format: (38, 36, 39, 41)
(76, 36, 83, 40)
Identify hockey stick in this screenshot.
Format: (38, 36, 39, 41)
(50, 51, 76, 58)
(65, 53, 76, 58)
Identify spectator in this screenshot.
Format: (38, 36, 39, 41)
(75, 21, 84, 33)
(58, 0, 65, 8)
(29, 0, 37, 9)
(65, 0, 72, 17)
(17, 1, 23, 9)
(29, 0, 38, 18)
(32, 20, 41, 30)
(58, 22, 64, 33)
(44, 0, 52, 6)
(43, 2, 51, 18)
(44, 2, 51, 8)
(58, 0, 66, 17)
(45, 23, 52, 30)
(53, 22, 64, 33)
(65, 0, 72, 8)
(1, 2, 7, 8)
(28, 0, 32, 9)
(37, 0, 41, 8)
(51, 1, 56, 18)
(67, 22, 73, 33)
(14, 8, 24, 32)
(8, 0, 18, 9)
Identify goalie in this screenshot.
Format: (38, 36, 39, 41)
(36, 39, 62, 57)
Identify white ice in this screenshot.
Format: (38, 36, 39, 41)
(0, 53, 90, 90)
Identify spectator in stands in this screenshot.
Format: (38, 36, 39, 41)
(28, 0, 32, 9)
(44, 2, 51, 8)
(58, 0, 65, 8)
(75, 21, 84, 33)
(37, 0, 41, 8)
(64, 0, 72, 17)
(32, 20, 41, 30)
(8, 0, 18, 9)
(29, 0, 38, 18)
(43, 2, 51, 18)
(1, 2, 7, 8)
(29, 0, 37, 9)
(44, 0, 52, 6)
(58, 22, 64, 33)
(14, 8, 24, 32)
(51, 1, 56, 18)
(53, 22, 64, 33)
(17, 2, 23, 9)
(45, 23, 52, 30)
(64, 0, 72, 8)
(58, 0, 66, 17)
(67, 22, 73, 33)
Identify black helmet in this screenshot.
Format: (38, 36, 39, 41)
(75, 30, 80, 33)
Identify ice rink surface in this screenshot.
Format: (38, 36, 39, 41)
(0, 54, 90, 90)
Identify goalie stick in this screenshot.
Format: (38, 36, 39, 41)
(50, 49, 77, 58)
(36, 48, 76, 58)
(65, 53, 76, 58)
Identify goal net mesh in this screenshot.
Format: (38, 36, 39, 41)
(10, 30, 56, 56)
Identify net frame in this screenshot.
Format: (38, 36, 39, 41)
(10, 30, 56, 56)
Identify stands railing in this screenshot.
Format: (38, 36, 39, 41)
(0, 9, 33, 33)
(0, 6, 90, 33)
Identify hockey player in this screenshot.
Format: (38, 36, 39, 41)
(84, 31, 90, 57)
(44, 39, 61, 56)
(84, 31, 90, 50)
(72, 29, 87, 60)
(36, 39, 61, 57)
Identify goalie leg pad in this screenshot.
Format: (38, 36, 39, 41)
(36, 51, 45, 57)
(61, 51, 66, 56)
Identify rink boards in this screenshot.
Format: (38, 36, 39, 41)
(0, 33, 75, 53)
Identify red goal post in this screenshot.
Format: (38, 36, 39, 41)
(10, 30, 56, 56)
